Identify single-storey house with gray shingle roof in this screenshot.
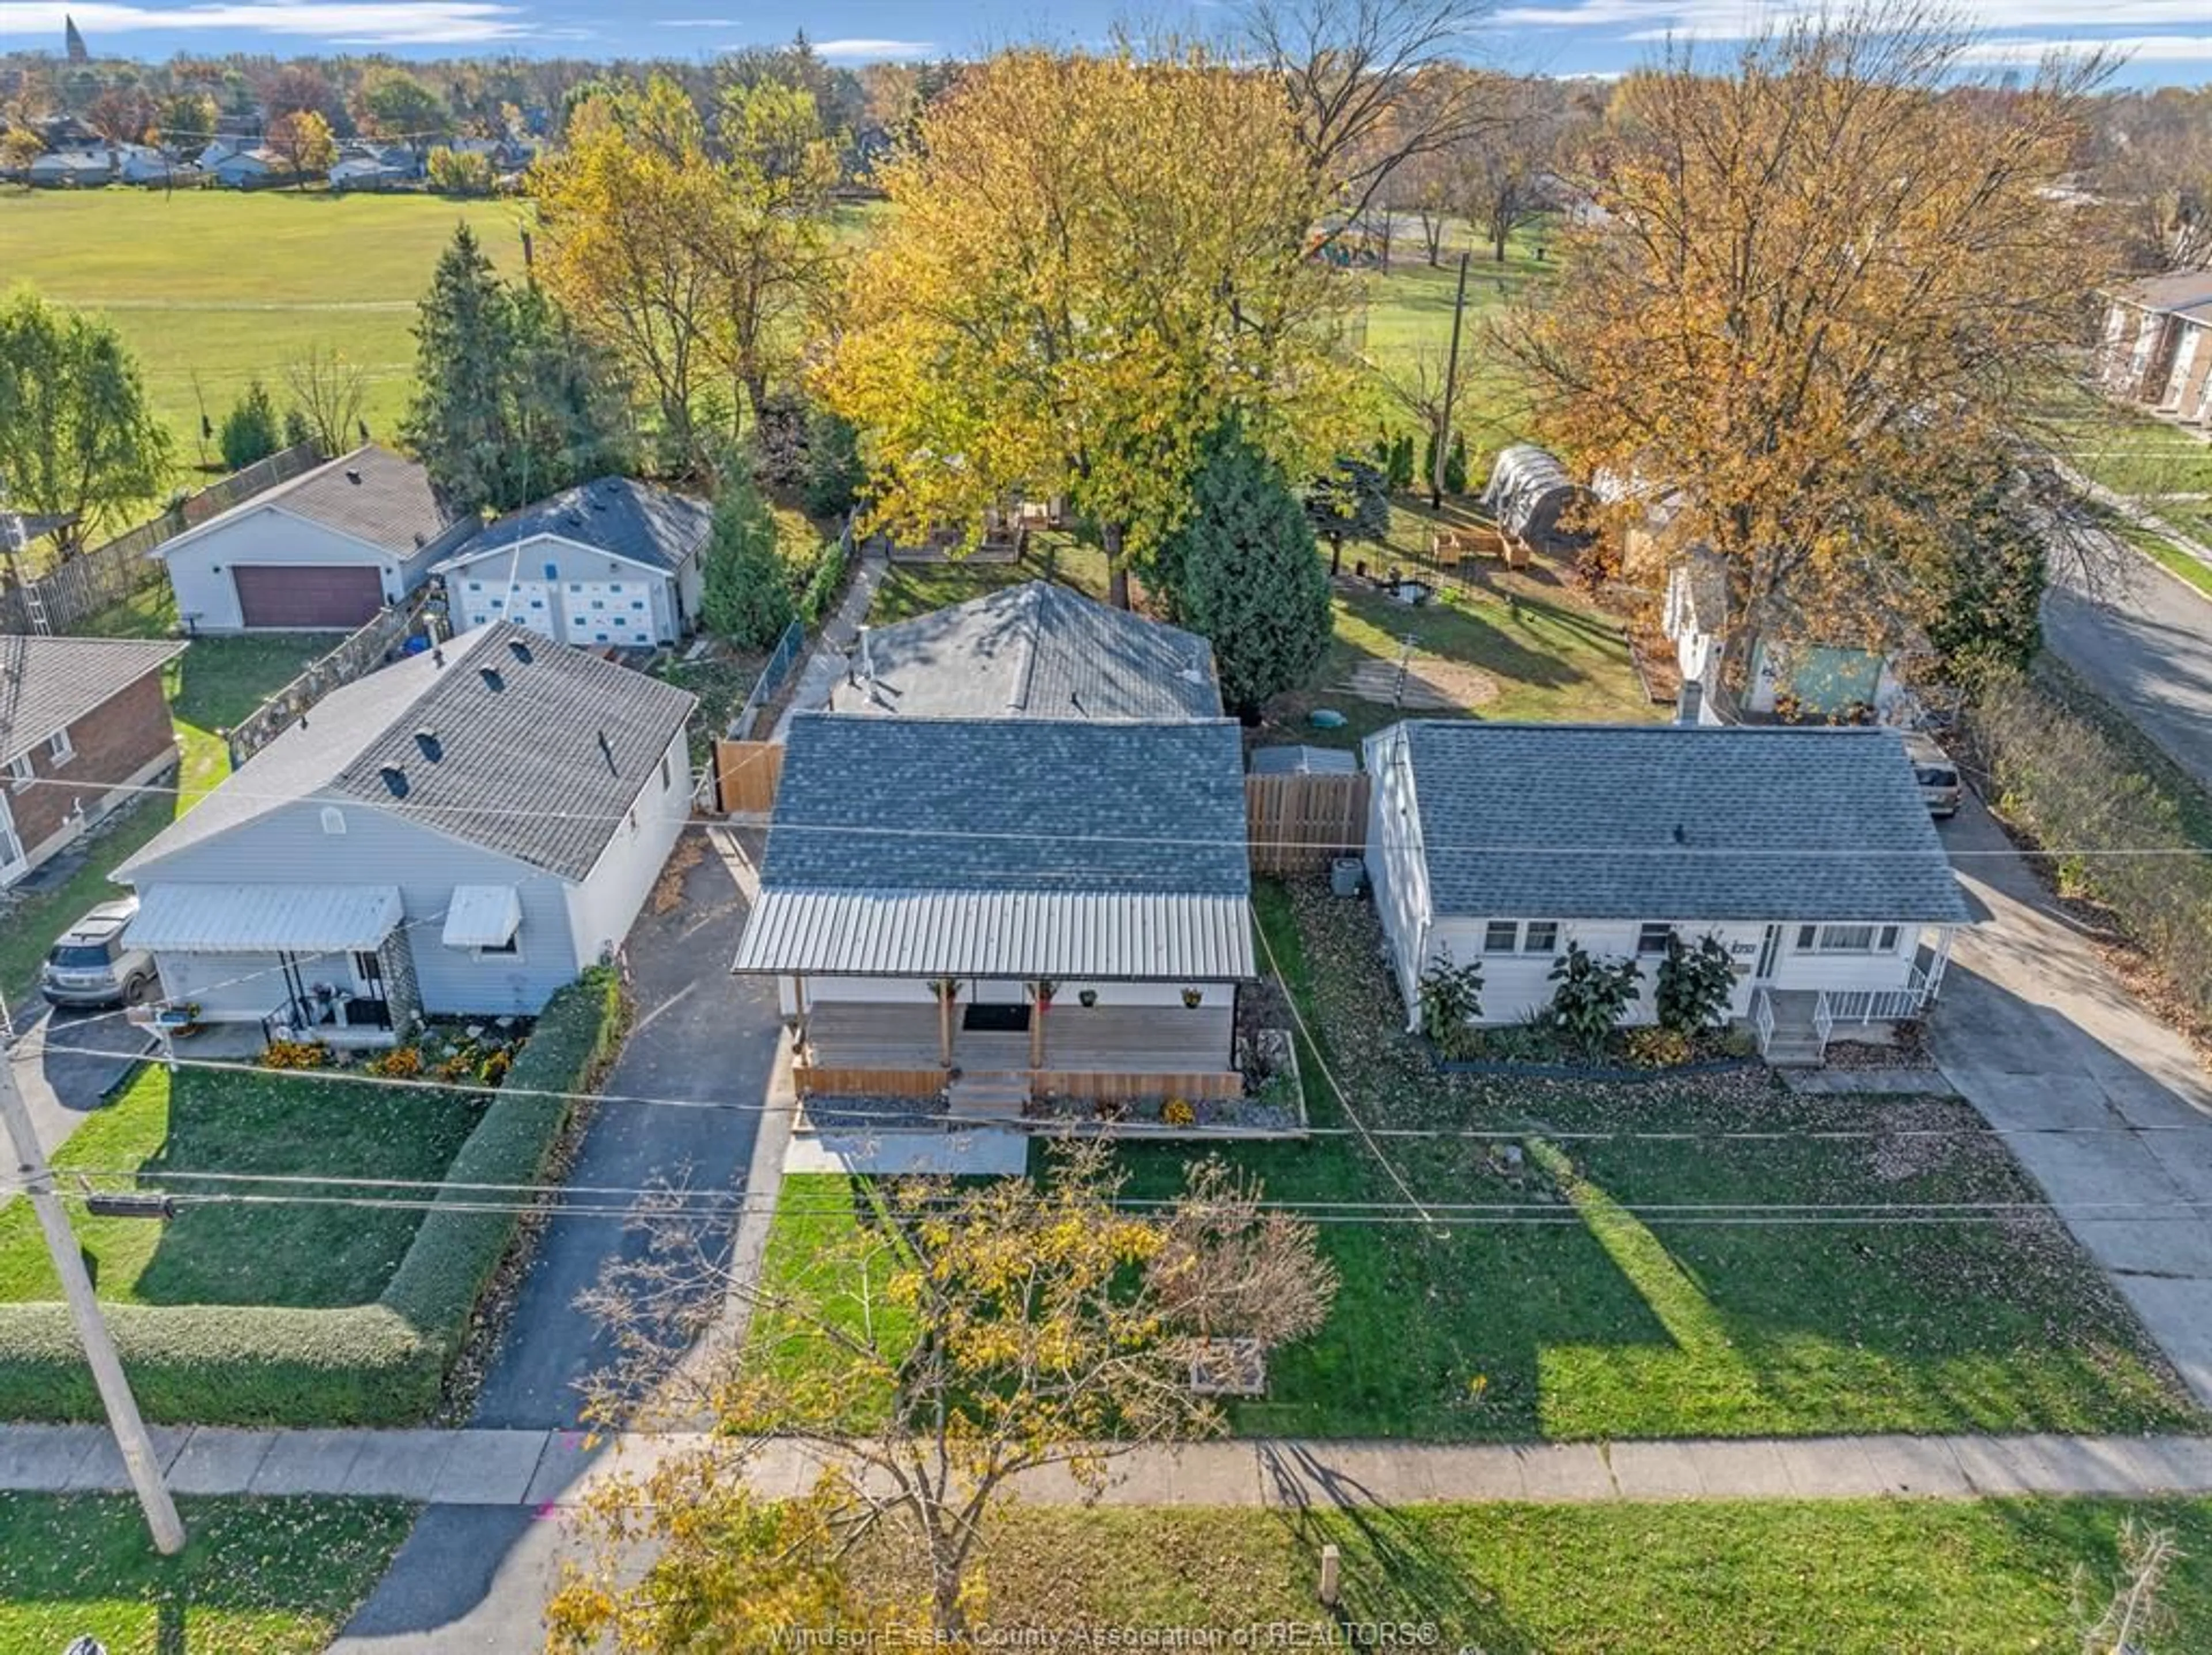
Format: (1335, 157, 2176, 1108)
(155, 445, 474, 633)
(2100, 270, 2212, 425)
(733, 711, 1252, 1112)
(1363, 721, 1971, 1062)
(439, 478, 711, 650)
(115, 621, 695, 1043)
(828, 581, 1221, 719)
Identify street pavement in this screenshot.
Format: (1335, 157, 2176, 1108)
(1934, 799, 2212, 1407)
(331, 825, 785, 1652)
(2043, 540, 2212, 793)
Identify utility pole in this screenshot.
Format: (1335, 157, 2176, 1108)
(1432, 251, 1471, 512)
(0, 1050, 184, 1554)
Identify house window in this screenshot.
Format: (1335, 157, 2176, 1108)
(1796, 923, 1902, 954)
(1637, 922, 1674, 955)
(6, 753, 30, 787)
(478, 935, 520, 958)
(1483, 920, 1520, 954)
(320, 806, 346, 836)
(1523, 921, 1559, 955)
(44, 730, 73, 766)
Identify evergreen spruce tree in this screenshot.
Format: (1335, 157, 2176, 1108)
(700, 468, 795, 646)
(218, 379, 281, 470)
(402, 225, 520, 517)
(1162, 418, 1334, 718)
(513, 283, 630, 497)
(1444, 431, 1469, 495)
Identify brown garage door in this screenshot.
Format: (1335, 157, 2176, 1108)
(233, 565, 384, 629)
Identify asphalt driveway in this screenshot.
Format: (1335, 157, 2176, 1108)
(1933, 800, 2212, 1409)
(334, 825, 784, 1652)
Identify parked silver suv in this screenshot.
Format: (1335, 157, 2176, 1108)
(1902, 732, 1962, 819)
(41, 897, 157, 1009)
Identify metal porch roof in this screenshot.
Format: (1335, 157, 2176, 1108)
(126, 884, 403, 955)
(730, 889, 1255, 980)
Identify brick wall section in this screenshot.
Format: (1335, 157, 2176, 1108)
(9, 671, 178, 858)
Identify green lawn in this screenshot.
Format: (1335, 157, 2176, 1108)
(0, 188, 532, 501)
(0, 598, 334, 1014)
(1109, 885, 2199, 1440)
(948, 1498, 2212, 1653)
(0, 1492, 412, 1655)
(0, 1065, 485, 1309)
(865, 536, 1113, 625)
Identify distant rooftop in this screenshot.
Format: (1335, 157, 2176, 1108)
(157, 444, 456, 562)
(444, 478, 712, 576)
(828, 581, 1221, 721)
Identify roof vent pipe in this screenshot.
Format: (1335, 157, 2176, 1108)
(857, 625, 874, 687)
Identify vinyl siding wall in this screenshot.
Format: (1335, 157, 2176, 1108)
(164, 507, 418, 634)
(563, 727, 693, 969)
(123, 800, 584, 1017)
(1362, 725, 1433, 1014)
(446, 534, 684, 646)
(1421, 915, 1930, 1030)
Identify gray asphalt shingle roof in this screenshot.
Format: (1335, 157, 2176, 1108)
(164, 445, 454, 560)
(765, 713, 1249, 894)
(444, 478, 712, 576)
(828, 581, 1221, 720)
(118, 622, 695, 883)
(1383, 721, 1969, 924)
(0, 636, 184, 766)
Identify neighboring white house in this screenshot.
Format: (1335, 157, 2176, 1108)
(1362, 720, 1970, 1063)
(27, 148, 113, 187)
(732, 711, 1253, 1113)
(329, 157, 411, 191)
(156, 445, 471, 633)
(209, 147, 283, 188)
(440, 478, 711, 649)
(2100, 271, 2212, 426)
(115, 621, 696, 1044)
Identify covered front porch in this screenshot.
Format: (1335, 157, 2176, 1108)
(793, 984, 1245, 1116)
(128, 883, 422, 1051)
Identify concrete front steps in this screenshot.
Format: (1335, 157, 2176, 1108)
(947, 1070, 1030, 1120)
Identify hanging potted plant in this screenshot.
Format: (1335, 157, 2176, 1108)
(1181, 986, 1203, 1010)
(1077, 988, 1098, 1009)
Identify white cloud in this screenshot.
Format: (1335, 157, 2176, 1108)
(812, 37, 938, 61)
(656, 15, 741, 24)
(1959, 32, 2212, 63)
(1490, 0, 2212, 35)
(1, 2, 531, 45)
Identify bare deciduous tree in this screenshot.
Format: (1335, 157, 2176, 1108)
(283, 344, 368, 456)
(551, 1143, 1336, 1648)
(1238, 0, 1494, 240)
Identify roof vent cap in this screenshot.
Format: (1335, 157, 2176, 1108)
(1672, 823, 1688, 846)
(414, 728, 442, 761)
(507, 638, 533, 664)
(344, 468, 363, 486)
(478, 666, 503, 691)
(378, 764, 409, 797)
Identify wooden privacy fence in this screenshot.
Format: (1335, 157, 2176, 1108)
(714, 740, 785, 815)
(1245, 772, 1370, 877)
(0, 444, 323, 636)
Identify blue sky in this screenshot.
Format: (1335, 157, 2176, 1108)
(4, 2, 2210, 85)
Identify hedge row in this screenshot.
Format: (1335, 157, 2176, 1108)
(0, 966, 631, 1426)
(1964, 666, 2212, 1023)
(798, 530, 850, 625)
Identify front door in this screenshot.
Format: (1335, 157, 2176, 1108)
(1754, 923, 1783, 983)
(0, 792, 27, 885)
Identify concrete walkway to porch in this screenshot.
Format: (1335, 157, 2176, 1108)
(10, 1422, 2212, 1509)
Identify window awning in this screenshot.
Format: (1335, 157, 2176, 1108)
(442, 884, 522, 949)
(127, 884, 403, 954)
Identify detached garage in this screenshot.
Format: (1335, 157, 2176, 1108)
(438, 478, 711, 649)
(156, 445, 473, 634)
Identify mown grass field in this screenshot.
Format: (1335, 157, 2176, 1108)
(0, 1064, 484, 1310)
(0, 1492, 412, 1655)
(935, 1498, 2212, 1653)
(0, 188, 533, 492)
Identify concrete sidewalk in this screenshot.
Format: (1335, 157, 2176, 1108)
(771, 543, 889, 741)
(14, 1423, 2212, 1508)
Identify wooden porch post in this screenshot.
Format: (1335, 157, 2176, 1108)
(1029, 985, 1046, 1071)
(937, 983, 955, 1070)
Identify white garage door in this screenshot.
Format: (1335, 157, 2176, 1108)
(455, 575, 559, 640)
(560, 580, 658, 647)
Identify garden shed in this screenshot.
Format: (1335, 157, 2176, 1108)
(1480, 444, 1596, 556)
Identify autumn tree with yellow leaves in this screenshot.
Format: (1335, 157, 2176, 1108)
(547, 1146, 1334, 1649)
(1502, 10, 2114, 661)
(817, 49, 1359, 606)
